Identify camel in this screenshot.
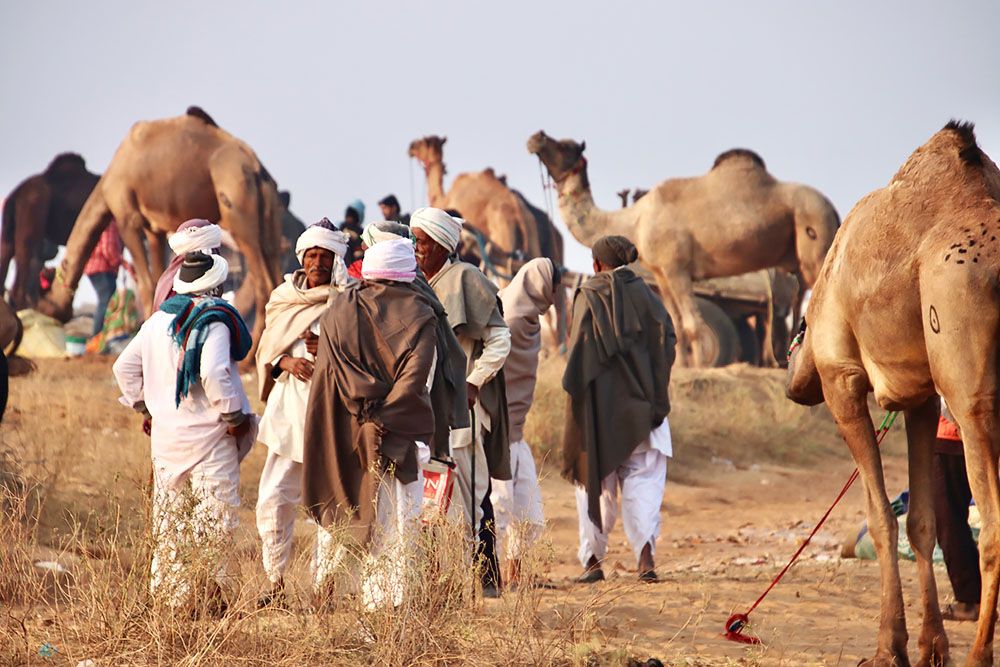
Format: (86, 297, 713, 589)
(39, 107, 282, 351)
(786, 121, 1000, 666)
(528, 131, 840, 366)
(1, 154, 100, 308)
(407, 135, 564, 277)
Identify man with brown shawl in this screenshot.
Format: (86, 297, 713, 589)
(563, 235, 676, 583)
(412, 207, 511, 596)
(302, 237, 438, 607)
(253, 221, 350, 607)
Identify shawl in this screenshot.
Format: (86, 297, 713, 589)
(561, 267, 676, 529)
(302, 281, 438, 543)
(255, 270, 333, 402)
(160, 295, 252, 407)
(429, 260, 511, 478)
(500, 258, 556, 442)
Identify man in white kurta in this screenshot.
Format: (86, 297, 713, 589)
(411, 208, 511, 535)
(253, 221, 350, 606)
(113, 251, 254, 609)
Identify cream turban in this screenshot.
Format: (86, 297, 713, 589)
(295, 223, 349, 265)
(410, 207, 463, 253)
(169, 220, 222, 255)
(361, 237, 417, 283)
(173, 252, 229, 295)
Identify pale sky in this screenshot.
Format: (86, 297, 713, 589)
(2, 1, 999, 303)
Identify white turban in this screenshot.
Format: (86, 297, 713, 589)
(361, 237, 417, 283)
(169, 220, 222, 255)
(361, 221, 410, 248)
(173, 253, 229, 295)
(410, 207, 463, 253)
(295, 224, 348, 265)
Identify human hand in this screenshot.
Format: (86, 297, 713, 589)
(279, 356, 314, 382)
(466, 382, 480, 410)
(301, 330, 319, 356)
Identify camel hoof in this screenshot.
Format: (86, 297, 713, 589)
(36, 296, 72, 323)
(7, 355, 36, 377)
(857, 655, 909, 667)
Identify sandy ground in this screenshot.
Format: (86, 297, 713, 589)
(3, 357, 987, 665)
(531, 455, 981, 665)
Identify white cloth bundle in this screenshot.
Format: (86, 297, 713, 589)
(361, 237, 417, 283)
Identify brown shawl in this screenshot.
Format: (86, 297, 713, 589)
(500, 258, 556, 442)
(429, 260, 512, 479)
(562, 267, 676, 529)
(255, 271, 332, 402)
(302, 281, 438, 543)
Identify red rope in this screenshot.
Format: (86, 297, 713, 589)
(723, 413, 897, 644)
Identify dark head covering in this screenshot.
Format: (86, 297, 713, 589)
(178, 251, 214, 283)
(592, 235, 638, 268)
(313, 217, 339, 232)
(378, 194, 400, 209)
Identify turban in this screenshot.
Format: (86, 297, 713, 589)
(173, 252, 229, 295)
(411, 207, 463, 252)
(361, 221, 411, 248)
(361, 237, 417, 283)
(169, 219, 222, 255)
(296, 221, 349, 265)
(592, 235, 638, 268)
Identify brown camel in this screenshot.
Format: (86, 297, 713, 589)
(407, 135, 564, 277)
(1, 154, 100, 308)
(528, 131, 840, 366)
(787, 121, 1000, 667)
(39, 107, 282, 350)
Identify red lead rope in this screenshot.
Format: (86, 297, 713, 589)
(723, 412, 898, 645)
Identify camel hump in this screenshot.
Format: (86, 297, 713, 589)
(712, 148, 766, 171)
(943, 119, 983, 167)
(186, 105, 219, 127)
(44, 153, 86, 178)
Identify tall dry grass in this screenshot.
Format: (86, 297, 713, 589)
(0, 359, 634, 666)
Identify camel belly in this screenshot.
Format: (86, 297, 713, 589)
(861, 350, 935, 411)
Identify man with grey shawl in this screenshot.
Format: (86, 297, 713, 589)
(563, 235, 676, 584)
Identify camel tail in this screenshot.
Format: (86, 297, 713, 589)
(2, 190, 16, 244)
(253, 169, 279, 285)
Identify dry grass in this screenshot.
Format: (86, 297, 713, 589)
(0, 358, 644, 666)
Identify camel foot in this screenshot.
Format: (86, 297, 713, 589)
(7, 355, 36, 376)
(36, 295, 73, 323)
(964, 650, 992, 667)
(915, 628, 949, 667)
(857, 651, 910, 667)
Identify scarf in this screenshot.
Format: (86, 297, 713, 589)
(160, 294, 252, 406)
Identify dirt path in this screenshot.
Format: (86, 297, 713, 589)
(528, 455, 980, 665)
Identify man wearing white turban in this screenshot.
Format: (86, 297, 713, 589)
(114, 251, 255, 613)
(412, 207, 512, 596)
(253, 219, 351, 607)
(153, 219, 224, 310)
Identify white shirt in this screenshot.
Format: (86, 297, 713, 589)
(257, 320, 319, 463)
(113, 310, 251, 480)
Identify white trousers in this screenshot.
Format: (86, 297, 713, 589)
(449, 438, 489, 533)
(255, 449, 302, 584)
(575, 445, 667, 567)
(150, 441, 240, 605)
(490, 440, 545, 561)
(314, 468, 424, 608)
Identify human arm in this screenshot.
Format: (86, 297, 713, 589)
(112, 326, 145, 411)
(466, 324, 511, 389)
(200, 322, 247, 418)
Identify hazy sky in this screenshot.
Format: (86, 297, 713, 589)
(2, 1, 999, 302)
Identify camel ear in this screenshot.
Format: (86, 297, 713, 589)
(441, 136, 448, 145)
(580, 141, 586, 152)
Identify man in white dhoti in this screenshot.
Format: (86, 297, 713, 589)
(492, 258, 558, 585)
(113, 251, 255, 612)
(253, 220, 350, 607)
(562, 236, 677, 583)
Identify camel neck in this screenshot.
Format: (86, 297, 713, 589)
(425, 162, 447, 208)
(557, 171, 632, 247)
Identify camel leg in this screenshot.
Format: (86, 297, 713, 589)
(110, 208, 154, 318)
(652, 267, 706, 367)
(145, 229, 167, 281)
(217, 207, 273, 361)
(904, 397, 948, 666)
(649, 268, 688, 366)
(823, 365, 909, 665)
(9, 190, 48, 309)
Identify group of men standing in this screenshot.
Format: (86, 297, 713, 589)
(112, 206, 677, 612)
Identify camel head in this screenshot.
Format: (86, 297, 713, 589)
(527, 131, 586, 183)
(408, 135, 446, 171)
